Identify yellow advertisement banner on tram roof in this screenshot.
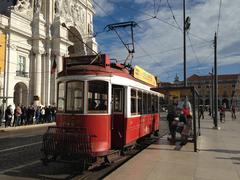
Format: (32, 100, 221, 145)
(133, 65, 157, 87)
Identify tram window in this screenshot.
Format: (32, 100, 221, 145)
(57, 82, 65, 111)
(131, 89, 137, 115)
(148, 94, 152, 114)
(88, 81, 108, 113)
(138, 91, 143, 114)
(113, 88, 123, 113)
(143, 92, 148, 114)
(153, 95, 158, 113)
(66, 81, 84, 112)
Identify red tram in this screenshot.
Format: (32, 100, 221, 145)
(42, 54, 163, 164)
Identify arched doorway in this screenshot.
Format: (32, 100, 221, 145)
(68, 26, 86, 56)
(14, 82, 28, 106)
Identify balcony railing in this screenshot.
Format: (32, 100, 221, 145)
(16, 71, 28, 78)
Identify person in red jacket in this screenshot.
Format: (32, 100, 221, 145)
(182, 104, 190, 117)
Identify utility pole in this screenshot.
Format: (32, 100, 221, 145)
(183, 0, 187, 87)
(213, 32, 219, 129)
(211, 67, 214, 118)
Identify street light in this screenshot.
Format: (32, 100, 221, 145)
(183, 0, 191, 87)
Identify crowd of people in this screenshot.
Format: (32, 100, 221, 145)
(4, 105, 56, 128)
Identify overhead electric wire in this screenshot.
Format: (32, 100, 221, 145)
(216, 0, 223, 36)
(107, 0, 211, 43)
(94, 0, 212, 71)
(107, 41, 210, 60)
(167, 0, 182, 31)
(134, 42, 211, 59)
(187, 35, 202, 74)
(154, 0, 156, 15)
(156, 0, 162, 16)
(166, 0, 206, 72)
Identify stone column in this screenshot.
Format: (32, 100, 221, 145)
(34, 53, 42, 105)
(41, 54, 46, 105)
(32, 11, 46, 105)
(45, 53, 51, 105)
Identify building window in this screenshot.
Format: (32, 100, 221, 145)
(232, 84, 235, 88)
(88, 81, 108, 113)
(66, 81, 84, 113)
(16, 55, 27, 77)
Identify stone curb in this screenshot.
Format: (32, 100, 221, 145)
(0, 122, 56, 133)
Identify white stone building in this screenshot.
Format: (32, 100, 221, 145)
(0, 0, 97, 108)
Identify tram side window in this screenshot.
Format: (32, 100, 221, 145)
(88, 81, 108, 113)
(148, 94, 152, 114)
(66, 81, 84, 112)
(143, 92, 148, 114)
(131, 89, 137, 115)
(57, 83, 65, 111)
(153, 95, 158, 113)
(138, 91, 143, 114)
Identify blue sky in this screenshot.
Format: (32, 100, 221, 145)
(92, 0, 240, 82)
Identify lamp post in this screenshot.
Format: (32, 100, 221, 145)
(213, 32, 220, 129)
(183, 0, 191, 87)
(183, 0, 186, 87)
(209, 68, 214, 118)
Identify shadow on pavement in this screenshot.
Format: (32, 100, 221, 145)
(200, 149, 240, 154)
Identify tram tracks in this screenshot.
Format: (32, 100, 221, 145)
(74, 129, 169, 180)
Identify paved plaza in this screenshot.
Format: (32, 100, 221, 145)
(105, 112, 240, 180)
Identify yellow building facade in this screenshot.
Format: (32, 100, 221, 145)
(0, 32, 5, 74)
(187, 74, 240, 109)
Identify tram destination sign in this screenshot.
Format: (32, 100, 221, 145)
(133, 65, 157, 87)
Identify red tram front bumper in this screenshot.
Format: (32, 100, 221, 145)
(42, 126, 95, 158)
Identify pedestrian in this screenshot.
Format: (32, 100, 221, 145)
(14, 105, 22, 126)
(231, 105, 236, 120)
(199, 106, 204, 119)
(208, 106, 211, 116)
(35, 106, 41, 124)
(219, 105, 225, 123)
(167, 100, 178, 144)
(182, 103, 190, 117)
(5, 105, 13, 128)
(21, 106, 27, 125)
(45, 106, 51, 123)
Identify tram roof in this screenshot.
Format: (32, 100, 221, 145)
(59, 54, 158, 88)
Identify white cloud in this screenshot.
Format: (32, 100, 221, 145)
(93, 0, 115, 17)
(96, 0, 240, 82)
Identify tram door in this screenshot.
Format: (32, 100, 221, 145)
(111, 85, 125, 149)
